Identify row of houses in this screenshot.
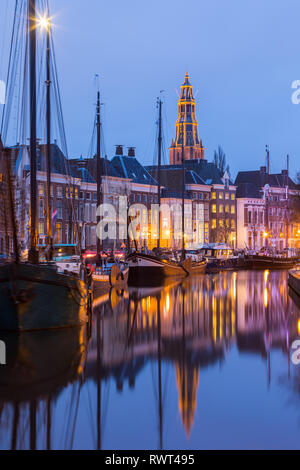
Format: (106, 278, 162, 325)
(0, 73, 299, 255)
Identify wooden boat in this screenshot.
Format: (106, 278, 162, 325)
(0, 1, 92, 331)
(245, 254, 299, 270)
(127, 252, 188, 286)
(0, 262, 90, 331)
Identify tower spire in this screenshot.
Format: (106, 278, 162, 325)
(169, 73, 204, 164)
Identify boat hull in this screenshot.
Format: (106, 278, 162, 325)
(0, 263, 89, 331)
(245, 255, 299, 270)
(127, 253, 187, 286)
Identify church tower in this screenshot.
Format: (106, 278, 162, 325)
(169, 73, 205, 165)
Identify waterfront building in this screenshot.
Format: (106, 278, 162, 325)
(235, 166, 300, 250)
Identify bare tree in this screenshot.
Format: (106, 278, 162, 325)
(213, 146, 230, 177)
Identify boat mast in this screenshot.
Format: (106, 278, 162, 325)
(28, 0, 38, 264)
(181, 121, 185, 259)
(157, 99, 162, 249)
(45, 18, 53, 260)
(285, 154, 289, 253)
(96, 90, 101, 264)
(265, 145, 269, 251)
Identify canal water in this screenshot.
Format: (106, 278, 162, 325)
(0, 270, 300, 450)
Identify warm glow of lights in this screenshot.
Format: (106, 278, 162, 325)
(264, 269, 269, 283)
(264, 288, 268, 308)
(166, 293, 170, 313)
(37, 14, 51, 30)
(263, 232, 268, 238)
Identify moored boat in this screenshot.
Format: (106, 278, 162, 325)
(245, 254, 299, 270)
(127, 252, 188, 286)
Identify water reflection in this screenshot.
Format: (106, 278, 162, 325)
(1, 271, 300, 449)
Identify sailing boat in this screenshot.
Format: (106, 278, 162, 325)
(0, 0, 92, 330)
(127, 98, 206, 286)
(89, 87, 128, 292)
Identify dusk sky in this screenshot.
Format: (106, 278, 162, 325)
(1, 0, 300, 179)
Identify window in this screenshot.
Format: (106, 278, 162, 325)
(212, 204, 217, 213)
(212, 219, 217, 229)
(225, 204, 229, 213)
(86, 192, 91, 200)
(57, 186, 62, 198)
(219, 192, 223, 199)
(219, 219, 224, 227)
(38, 222, 44, 235)
(231, 220, 236, 229)
(38, 184, 44, 196)
(57, 200, 62, 219)
(142, 194, 147, 203)
(56, 223, 62, 243)
(231, 193, 235, 201)
(231, 205, 235, 214)
(212, 192, 216, 200)
(74, 187, 78, 199)
(137, 194, 141, 203)
(39, 198, 44, 219)
(80, 191, 84, 199)
(225, 193, 229, 200)
(219, 204, 223, 213)
(93, 193, 97, 202)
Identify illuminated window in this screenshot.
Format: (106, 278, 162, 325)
(212, 219, 217, 229)
(38, 222, 44, 235)
(225, 193, 229, 200)
(219, 192, 223, 199)
(231, 193, 235, 200)
(231, 220, 236, 229)
(225, 205, 229, 213)
(219, 204, 223, 213)
(57, 186, 62, 198)
(231, 205, 235, 214)
(56, 223, 62, 243)
(38, 184, 44, 196)
(212, 204, 217, 213)
(212, 192, 216, 199)
(219, 219, 224, 227)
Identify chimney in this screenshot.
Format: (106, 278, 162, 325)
(115, 145, 123, 156)
(260, 166, 266, 174)
(128, 147, 135, 157)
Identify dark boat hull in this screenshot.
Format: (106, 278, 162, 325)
(127, 253, 188, 286)
(0, 262, 89, 331)
(245, 255, 299, 270)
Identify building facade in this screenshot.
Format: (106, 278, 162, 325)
(235, 166, 300, 250)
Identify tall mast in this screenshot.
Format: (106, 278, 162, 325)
(286, 154, 289, 252)
(46, 18, 53, 260)
(181, 121, 185, 259)
(96, 90, 101, 262)
(28, 0, 38, 264)
(265, 145, 269, 250)
(157, 99, 162, 249)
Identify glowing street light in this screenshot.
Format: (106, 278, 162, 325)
(37, 14, 51, 30)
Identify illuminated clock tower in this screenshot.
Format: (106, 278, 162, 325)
(169, 73, 205, 164)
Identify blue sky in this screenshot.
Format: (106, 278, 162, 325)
(1, 0, 300, 179)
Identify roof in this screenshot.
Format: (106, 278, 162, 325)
(69, 156, 121, 181)
(111, 155, 157, 185)
(235, 169, 299, 198)
(148, 167, 205, 192)
(146, 159, 230, 185)
(38, 144, 78, 177)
